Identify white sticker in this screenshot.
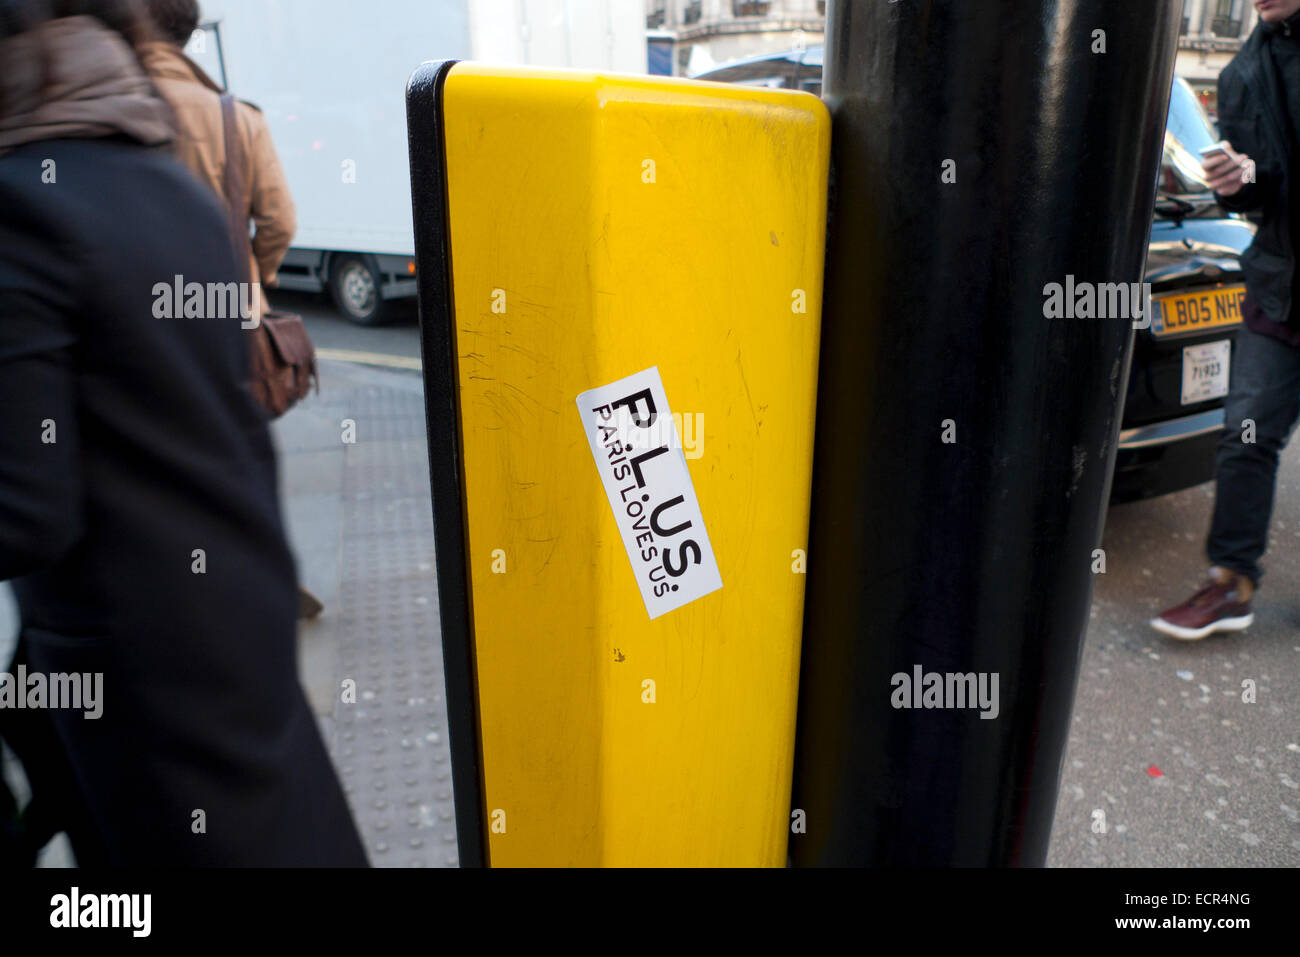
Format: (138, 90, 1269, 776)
(576, 367, 722, 620)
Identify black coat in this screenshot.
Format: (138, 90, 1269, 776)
(0, 138, 366, 866)
(1217, 22, 1297, 324)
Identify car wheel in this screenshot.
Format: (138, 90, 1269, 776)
(329, 254, 391, 325)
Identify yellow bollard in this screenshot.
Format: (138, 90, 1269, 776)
(408, 62, 830, 866)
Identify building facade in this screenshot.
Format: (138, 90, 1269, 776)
(1178, 0, 1261, 117)
(648, 0, 1262, 118)
(646, 0, 825, 76)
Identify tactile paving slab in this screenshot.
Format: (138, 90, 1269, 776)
(329, 380, 459, 867)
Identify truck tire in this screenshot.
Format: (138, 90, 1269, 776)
(329, 253, 391, 325)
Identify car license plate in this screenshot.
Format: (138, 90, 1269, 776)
(1153, 284, 1246, 337)
(1182, 339, 1230, 405)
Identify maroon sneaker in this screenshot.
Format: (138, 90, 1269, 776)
(1150, 567, 1254, 641)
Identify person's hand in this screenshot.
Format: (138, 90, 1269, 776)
(1203, 143, 1255, 196)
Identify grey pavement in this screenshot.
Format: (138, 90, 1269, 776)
(1048, 483, 1300, 867)
(4, 296, 1298, 866)
(271, 354, 458, 867)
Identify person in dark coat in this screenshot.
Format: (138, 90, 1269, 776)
(0, 0, 366, 866)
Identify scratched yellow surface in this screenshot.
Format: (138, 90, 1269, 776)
(441, 63, 830, 866)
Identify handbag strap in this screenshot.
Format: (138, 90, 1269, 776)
(219, 94, 254, 286)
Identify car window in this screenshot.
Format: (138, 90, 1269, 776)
(1160, 79, 1217, 196)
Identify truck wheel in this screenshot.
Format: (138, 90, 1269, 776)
(329, 254, 390, 325)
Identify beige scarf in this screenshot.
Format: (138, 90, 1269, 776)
(0, 15, 173, 154)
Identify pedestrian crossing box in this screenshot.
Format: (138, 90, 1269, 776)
(407, 61, 830, 866)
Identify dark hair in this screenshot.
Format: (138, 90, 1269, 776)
(0, 0, 155, 118)
(141, 0, 195, 45)
(0, 0, 152, 45)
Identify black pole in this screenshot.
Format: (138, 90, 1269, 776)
(791, 1, 1184, 866)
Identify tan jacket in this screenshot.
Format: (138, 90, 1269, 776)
(139, 42, 295, 294)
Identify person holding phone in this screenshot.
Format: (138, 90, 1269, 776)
(1152, 0, 1300, 639)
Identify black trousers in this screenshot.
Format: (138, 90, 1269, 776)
(1207, 322, 1300, 584)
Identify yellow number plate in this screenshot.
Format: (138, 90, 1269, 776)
(1152, 284, 1246, 337)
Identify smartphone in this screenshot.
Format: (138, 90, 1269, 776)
(1199, 141, 1232, 161)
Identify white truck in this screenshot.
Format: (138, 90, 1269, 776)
(188, 0, 647, 323)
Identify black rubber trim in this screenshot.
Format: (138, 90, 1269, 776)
(405, 59, 488, 868)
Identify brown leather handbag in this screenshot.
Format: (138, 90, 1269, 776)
(220, 94, 317, 418)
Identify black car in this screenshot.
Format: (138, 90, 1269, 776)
(698, 50, 1254, 503)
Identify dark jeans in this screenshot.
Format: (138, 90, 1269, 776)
(1207, 322, 1300, 584)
